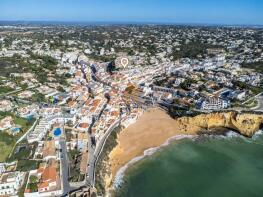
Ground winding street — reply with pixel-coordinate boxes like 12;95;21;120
84;99;121;188
86;102;108;187
254;93;263;112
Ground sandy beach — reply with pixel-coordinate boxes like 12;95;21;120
106;108;263;190
107;108;201;187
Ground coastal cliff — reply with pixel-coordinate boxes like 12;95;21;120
181;111;263;137
102;109;263;193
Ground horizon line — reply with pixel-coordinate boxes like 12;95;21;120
0;20;263;27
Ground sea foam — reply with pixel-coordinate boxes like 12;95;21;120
113;134;195;188
252;129;263;140
113;130;263;188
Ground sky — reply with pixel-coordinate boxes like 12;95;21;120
0;0;263;25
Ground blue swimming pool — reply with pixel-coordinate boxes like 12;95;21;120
53;128;62;136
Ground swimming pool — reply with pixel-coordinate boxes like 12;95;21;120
53;128;62;136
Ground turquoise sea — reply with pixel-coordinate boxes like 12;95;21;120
114;131;263;197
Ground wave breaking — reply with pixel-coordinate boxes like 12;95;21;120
113;134;195;188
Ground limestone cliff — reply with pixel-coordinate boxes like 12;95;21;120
180;112;263;137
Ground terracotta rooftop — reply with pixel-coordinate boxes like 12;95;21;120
92;99;101;108
111;111;119;117
38;160;60;192
68;100;76;107
75;70;81;77
79;123;89;129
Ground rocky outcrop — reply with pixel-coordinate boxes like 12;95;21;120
180;111;263;137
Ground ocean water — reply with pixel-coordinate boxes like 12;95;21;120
114;131;263;197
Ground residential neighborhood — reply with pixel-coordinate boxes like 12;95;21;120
0;24;262;196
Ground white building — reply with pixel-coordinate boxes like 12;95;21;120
0;116;14;131
201;98;230;110
27;114;76;143
27;119;50;143
0;164;6;175
174;78;185;87
235;91;246;101
0;100;13;112
0;171;25;196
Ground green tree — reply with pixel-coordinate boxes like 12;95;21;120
32;92;46;103
4;37;13;48
27;183;38;192
0;86;14;94
21;83;28;90
29;175;38;183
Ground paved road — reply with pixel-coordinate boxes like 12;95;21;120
242;92;263;105
16;118;39;144
254;94;263;111
87;137;96;186
0;85;38;98
93;120;120;184
85;101;117;187
86;119;120;187
60;139;70;196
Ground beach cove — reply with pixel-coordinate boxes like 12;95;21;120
104;108;263;194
